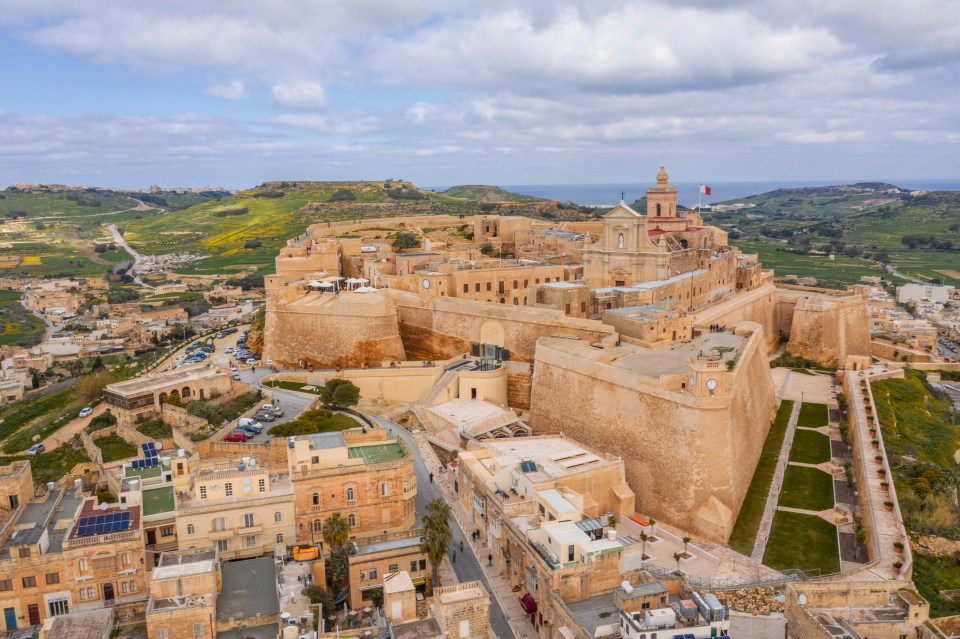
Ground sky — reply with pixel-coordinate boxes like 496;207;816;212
1;0;958;189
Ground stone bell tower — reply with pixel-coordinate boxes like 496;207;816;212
646;165;678;218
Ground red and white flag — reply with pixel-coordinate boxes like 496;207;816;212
700;184;712;196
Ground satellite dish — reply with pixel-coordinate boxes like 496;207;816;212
155;442;164;451
99;502;109;510
798;594;807;605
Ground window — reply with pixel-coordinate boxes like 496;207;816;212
312;492;320;506
217;540;228;552
312;520;322;533
535;278;540;284
410;560;418;572
245;535;257;548
158;629;169;639
312;456;319;464
194;622;205;639
128;580;138;592
369;568;377;579
346;487;355;501
122;581;130;593
475;283;480;292
160;527;174;537
45;573;60;585
49;599;69;616
213;517;226;531
276;534;284;544
419;559;427;571
187;524;195;535
225;483;233;497
460;620;470;638
244;513;255;527
0;579;11;591
524;279;528;287
79;558;88;571
259;478;266;492
348;514;357;527
22;576;36;588
486;282;491;291
381;483;390;497
122;552;131;566
389;564;398;574
18;547;30;558
463;284;469;293
568;545;575;562
274;511;282;523
94;558;115;569
199;485;207;499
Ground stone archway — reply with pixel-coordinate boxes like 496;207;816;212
480;321;506;348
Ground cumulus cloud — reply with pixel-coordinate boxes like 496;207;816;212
204;79;246;100
271;112;379;134
271;82;329;110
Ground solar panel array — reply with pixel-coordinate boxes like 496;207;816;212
76;511;131;537
519;460;537;473
131;443;159;469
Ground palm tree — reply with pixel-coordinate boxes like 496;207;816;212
639;532;649;561
321;512;350;552
421;499;452;589
673;552;683;571
649;519;657;540
682;536;691;556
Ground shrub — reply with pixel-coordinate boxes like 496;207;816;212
244;239;263;249
328;189;357;202
212;207;249;217
86;411;117;433
254;190;284;198
321;379;360;408
136;419;172;439
392;232;420;250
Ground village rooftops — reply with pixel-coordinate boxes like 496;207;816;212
351;530;423;556
105;364;226;397
153;549;217;580
177;472;291;509
0;491;83;559
469;436;618;483
537;330;744;379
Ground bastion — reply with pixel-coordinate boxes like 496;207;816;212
528;322;777;543
262;286;405;368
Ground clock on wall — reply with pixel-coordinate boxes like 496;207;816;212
706;379;718;391
421;279;431;289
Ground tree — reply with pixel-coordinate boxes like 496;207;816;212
421;499;452;588
321;379;360;408
75;370;114;403
682;536;691;556
321;512;350;552
479;242;495;256
648;518;657;540
638;532;649;561
30;368;40;390
392;232;421;251
370;587;384;608
326;547;349;597
673;552;683;571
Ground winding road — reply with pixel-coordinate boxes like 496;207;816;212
106;223;152;287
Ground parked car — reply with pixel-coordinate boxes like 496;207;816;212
225;347;235;354
238;418;262;429
224;431;249;442
245;358;260;365
239;423;263;434
79;407;93;418
261;404;284;417
231;374;241;381
254;411;276;422
27;443;45;455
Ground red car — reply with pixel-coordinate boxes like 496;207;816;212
224;431;249;442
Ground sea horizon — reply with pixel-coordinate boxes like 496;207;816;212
428;178;960;208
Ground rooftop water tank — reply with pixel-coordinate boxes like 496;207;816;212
607;529;617;541
620;581;634;594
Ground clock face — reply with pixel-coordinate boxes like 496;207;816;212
706;378;718;390
421;279;431;289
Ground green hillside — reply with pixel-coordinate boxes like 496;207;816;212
704;183;960;285
121;181;479;275
441;185;542;202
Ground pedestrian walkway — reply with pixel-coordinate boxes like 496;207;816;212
751;400;801;561
410;431;536;639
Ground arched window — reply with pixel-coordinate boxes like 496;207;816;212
656;203;662;215
346;487;355;501
348;514;357;527
312;492;320;506
182;386;191;398
512;298;518;305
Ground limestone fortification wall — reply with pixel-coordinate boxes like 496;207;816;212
263;291;406;368
385;289;616;362
528;324;777;543
787;292;870;367
693;283;782;353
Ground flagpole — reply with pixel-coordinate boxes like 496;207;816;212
698;183;702;213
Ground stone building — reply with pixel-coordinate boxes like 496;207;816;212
102;364;236;427
145;549;219;639
0;379;25;405
174;455;295;561
346;529;430;608
785;581;929;639
433;581;492;639
288;431;417;545
0;479;147;632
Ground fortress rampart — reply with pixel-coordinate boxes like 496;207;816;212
528;322;777;543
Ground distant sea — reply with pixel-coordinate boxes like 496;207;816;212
429;179;960;208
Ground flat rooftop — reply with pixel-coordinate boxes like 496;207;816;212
142;486;175;517
153;554;216;580
303;432;346;450
427;399;516;427
106;364;225;395
354;534;422;556
216;625;280;639
216;557;278;623
347;442;406;463
476;437;613;479
563;593;620;639
177;473;291;509
539;329;743;378
42;608;113;639
392;618;441;639
437;585;485;604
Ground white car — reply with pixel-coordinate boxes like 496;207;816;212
79;407;93;418
225;347;235;354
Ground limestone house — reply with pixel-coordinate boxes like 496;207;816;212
174;455;295;561
0;468;148;632
145;549;219;639
0;378;25;405
389;579;492;639
102;364;236;427
785;581;929;639
346;528;430;608
287;430;417;545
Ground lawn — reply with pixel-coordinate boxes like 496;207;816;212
779;465;835;511
873;373;959;468
763;510;840;575
263;379;323;395
912;554;960;617
797;402;828;427
94;433;138;463
789;429;832;465
727;399;794;555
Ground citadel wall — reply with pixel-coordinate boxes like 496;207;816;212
786;291;871;367
528;324;777;543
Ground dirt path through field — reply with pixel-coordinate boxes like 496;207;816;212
41;404;108;450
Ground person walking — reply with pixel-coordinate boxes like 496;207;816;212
451;550;457;564
429;472;434;484
459;540;464;552
488;554;493;566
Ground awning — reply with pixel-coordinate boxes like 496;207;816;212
410;576;426;586
520;593;538;614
